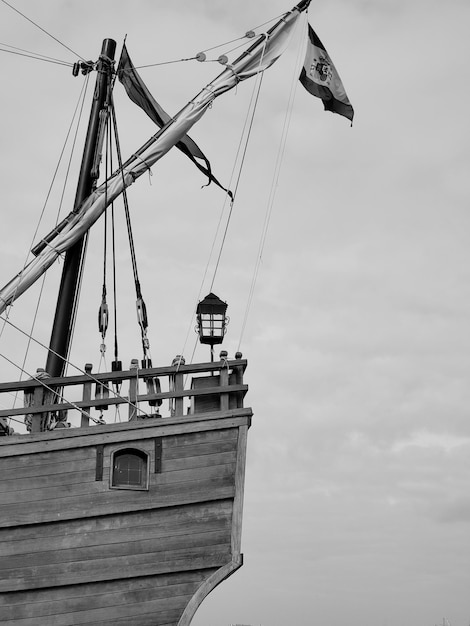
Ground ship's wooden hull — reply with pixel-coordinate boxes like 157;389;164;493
0;409;251;625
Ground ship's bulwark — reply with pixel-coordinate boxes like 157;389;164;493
0;412;251;625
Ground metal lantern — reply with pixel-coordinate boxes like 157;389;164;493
196;293;228;360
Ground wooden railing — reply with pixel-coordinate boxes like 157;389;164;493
0;352;248;435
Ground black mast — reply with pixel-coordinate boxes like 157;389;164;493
45;39;116;377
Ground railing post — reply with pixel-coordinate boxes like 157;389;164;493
128;359;139;421
81;363;93;427
219;350;229;411
234;351;244;408
170;355;185;417
27;368;53;433
174;371;184;417
31;385;43;433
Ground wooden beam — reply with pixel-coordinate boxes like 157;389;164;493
178;558;243;626
231;424;248;557
0;410;252;456
81;363;93;427
0;359;248;394
0;384;248;419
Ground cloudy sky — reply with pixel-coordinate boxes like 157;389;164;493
0;0;469;625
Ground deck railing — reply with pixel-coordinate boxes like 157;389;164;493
0;352;247;434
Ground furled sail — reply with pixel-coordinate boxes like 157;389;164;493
0;0;309;316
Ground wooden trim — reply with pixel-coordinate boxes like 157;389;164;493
231;424;249;557
0;360;248;393
0;410;252;456
81;363;93;427
109;446;150;491
128;361;139;421
0;479;236;529
155;437;163;473
0;578;206;622
0;384;248;419
95;445;104;481
31;385;43;433
0;419;245;459
177;557;243;626
0;500;232;551
219;364;229;411
0;549;233;592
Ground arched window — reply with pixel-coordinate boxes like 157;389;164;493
111;448;149;490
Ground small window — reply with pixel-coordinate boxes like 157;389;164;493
111;448;149;490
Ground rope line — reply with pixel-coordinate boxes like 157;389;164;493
190;13;281;55
65;231;89;377
237;16;307;351
7;272;49;428
110;95;152;363
111;198;119;364
178;37;269;363
177;196;230;362
178;72;263;360
133;57;198;70
110;99;141;291
0;75;90;347
0;315;149;419
0;350;99;424
0;44;72;66
208;72;264;293
127;13;282;71
55;74;91;225
0;0;85;60
209;37;269;293
1;76;90;431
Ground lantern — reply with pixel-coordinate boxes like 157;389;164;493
196;293;228;360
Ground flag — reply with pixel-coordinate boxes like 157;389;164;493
299;24;354;123
117;44;231;196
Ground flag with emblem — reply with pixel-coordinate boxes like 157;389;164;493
299;24;354;123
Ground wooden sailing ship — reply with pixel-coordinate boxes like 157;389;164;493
0;0;352;622
0;356;251;625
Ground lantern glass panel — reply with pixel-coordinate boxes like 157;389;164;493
200;313;225;339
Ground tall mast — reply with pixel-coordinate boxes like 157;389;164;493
45;38;116;377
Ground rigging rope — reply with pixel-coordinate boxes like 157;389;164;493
56;75;92;220
65;231;89;377
210;70;265;293
47;76;91;378
0;43;72;66
97;114;112;371
0;350;97;426
0;315;149;420
208;35;269;292
111;196;120;365
0;74;90;429
0;75;90;347
180;15;306;359
103;119;123;421
237;17;306;351
110;96;152;363
8;272;48;421
178;38;268;363
0;0;85;60
186;13;282;57
133;56;200;70
129;12;282;70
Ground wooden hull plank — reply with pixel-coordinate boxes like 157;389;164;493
0;500;232;558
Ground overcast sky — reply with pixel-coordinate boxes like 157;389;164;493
0;1;469;625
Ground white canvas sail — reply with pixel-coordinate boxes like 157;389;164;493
0;2;307;316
